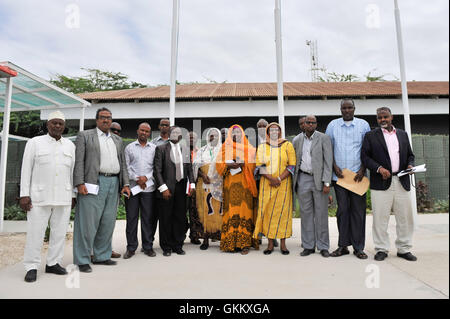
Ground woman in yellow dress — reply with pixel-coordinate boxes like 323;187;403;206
192;128;223;250
253;123;296;255
216;124;259;255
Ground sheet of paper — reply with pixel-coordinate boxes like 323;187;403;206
336;169;370;196
74;183;99;195
131;180;153;196
230;167;242;176
397;164;427;177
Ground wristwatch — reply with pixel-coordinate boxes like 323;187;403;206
324;182;330;187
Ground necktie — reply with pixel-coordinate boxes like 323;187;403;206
174;145;182;181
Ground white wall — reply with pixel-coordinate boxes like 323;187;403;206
41;98;448;120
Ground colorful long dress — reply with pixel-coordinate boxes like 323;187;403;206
253;141;296;239
216;125;259;252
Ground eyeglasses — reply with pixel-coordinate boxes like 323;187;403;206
305;121;317;125
160;123;170;127
98;116;112;120
111;128;121;132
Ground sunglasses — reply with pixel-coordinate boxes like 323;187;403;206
111;128;121;132
305;121;317;125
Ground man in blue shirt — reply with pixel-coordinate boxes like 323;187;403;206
325;99;371;259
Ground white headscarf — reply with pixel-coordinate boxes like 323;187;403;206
193;128;223;201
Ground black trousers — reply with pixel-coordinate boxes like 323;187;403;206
125;191;156;252
158;180;187;252
334;183;367;251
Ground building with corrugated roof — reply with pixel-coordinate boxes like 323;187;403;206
42;81;449;139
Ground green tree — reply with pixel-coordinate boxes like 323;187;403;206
50;68;148;94
0;111;44;138
317;68;399;82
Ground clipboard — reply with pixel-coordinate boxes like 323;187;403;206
336;169;370;196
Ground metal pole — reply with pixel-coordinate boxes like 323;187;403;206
394;0;418;225
79;105;85;132
0;77;13;232
274;0;286;138
169;0;180;126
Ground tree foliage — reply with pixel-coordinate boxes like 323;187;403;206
50;68;148;94
317;68;399;82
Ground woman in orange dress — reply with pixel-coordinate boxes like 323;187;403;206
216;124;259;254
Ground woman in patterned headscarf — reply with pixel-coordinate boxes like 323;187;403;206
215;124;259;255
192;128;223;250
253;122;296;255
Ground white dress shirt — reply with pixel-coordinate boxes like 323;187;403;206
20;134;75;206
300;131;315;174
158;141;195;193
97;128;120;174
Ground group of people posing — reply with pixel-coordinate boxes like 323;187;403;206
19;98;417;283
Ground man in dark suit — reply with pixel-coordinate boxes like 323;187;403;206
154;126;195;256
361;107;416;262
73;107;130;273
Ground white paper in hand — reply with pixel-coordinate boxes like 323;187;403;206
74;183;99;195
397;164;426;177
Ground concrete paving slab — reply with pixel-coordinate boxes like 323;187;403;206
0;214;448;299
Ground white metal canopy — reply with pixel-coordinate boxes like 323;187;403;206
0;61;91;232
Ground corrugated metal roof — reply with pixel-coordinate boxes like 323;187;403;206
78;81;449;101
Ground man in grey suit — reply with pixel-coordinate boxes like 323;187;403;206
73;107;130;273
293;115;333;258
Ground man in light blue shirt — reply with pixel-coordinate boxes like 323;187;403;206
325;99;370;259
123;123;157;259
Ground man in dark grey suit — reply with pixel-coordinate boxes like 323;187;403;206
73;107;130;273
154;126;195;256
293;115;333;258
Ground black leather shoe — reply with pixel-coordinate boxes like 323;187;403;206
144;249;156;257
375;251;388;261
200;241;209;250
24;269;37;282
263;248;273;255
78;264;92;273
163;251;171;257
45;263;68;275
123;250;135;259
330;247;350;257
174;249;186;255
320;250;330;258
397;252;417;261
92;259;117;265
190;238;201;245
281;249;290;255
300;248;315;256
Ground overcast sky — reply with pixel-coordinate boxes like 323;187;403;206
0;0;448;86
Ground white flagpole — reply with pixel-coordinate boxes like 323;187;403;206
0;77;13;232
394;0;418;225
169;0;180;126
274;0;286;138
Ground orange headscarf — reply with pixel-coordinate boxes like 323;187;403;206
216;124;258;197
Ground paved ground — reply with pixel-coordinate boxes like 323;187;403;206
0;214;448;299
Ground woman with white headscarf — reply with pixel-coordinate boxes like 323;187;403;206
193;128;224;250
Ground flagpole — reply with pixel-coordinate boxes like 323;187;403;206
169;0;180;126
274;0;286;138
394;0;418;224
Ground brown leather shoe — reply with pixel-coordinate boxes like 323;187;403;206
111;251;121;258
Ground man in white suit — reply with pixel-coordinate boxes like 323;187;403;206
20;110;76;283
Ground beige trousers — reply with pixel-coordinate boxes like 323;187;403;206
371;176;414;254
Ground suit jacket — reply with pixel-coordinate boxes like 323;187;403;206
153;141;194;199
292;131;333;193
361;127;414;191
73;128;129;190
